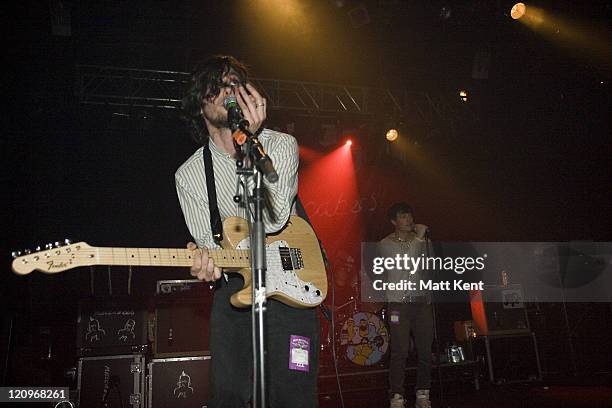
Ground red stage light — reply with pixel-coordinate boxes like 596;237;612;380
345;139;353;147
298;143;363;303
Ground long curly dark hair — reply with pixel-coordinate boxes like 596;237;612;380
182;55;249;144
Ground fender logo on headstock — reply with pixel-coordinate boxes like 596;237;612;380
46;260;71;270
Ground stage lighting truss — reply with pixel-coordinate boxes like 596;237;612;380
75;65;478;144
75;65;475;124
75;65;407;116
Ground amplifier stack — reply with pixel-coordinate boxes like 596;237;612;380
468;284;542;383
76;280;213;408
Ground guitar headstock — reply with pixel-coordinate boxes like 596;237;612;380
11;241;95;275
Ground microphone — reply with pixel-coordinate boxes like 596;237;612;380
223;96;278;183
223;95;249;134
251;141;279;183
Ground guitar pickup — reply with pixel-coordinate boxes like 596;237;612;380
279;247;294;270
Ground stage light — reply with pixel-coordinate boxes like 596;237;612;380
386;129;399;142
439;4;452;20
510;2;526;20
345;139;353;147
459;90;468;103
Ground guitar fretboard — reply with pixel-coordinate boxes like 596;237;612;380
96;247;251;268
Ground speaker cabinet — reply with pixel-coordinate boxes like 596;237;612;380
78;354;145;407
153;298;211;358
77;298;149;356
147;356;211;408
469;285;530;336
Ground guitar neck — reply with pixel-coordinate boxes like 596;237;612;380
96;247;251;269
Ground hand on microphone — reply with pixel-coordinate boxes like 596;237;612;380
414;224;429;239
235;83;266;135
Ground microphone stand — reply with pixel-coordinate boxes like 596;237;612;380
426;231;446;408
233;122;278;408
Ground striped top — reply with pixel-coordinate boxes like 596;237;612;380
175;128;299;249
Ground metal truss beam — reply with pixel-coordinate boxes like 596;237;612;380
76;65;475;125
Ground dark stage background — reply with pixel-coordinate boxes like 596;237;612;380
2;0;612;398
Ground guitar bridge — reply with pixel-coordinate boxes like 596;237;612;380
289;248;304;270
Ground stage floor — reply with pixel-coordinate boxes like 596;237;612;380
319;377;612;408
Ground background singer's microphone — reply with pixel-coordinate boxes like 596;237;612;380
223;95;249;132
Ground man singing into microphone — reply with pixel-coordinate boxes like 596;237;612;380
176;55;319;407
380;203;433;408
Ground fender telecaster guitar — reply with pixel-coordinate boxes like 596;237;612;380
11;216;327;309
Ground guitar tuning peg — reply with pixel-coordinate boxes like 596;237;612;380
45;243;53;250
11;251;22;259
24;249;32;255
35;246;42;252
64;238;72;245
54;241;61;248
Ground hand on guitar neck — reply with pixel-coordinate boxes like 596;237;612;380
187;242;222;282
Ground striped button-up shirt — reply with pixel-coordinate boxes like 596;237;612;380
175;128;298;249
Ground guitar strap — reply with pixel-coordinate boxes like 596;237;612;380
202;139;223;245
294;195;329;267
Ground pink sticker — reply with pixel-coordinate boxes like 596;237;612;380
289;335;310;372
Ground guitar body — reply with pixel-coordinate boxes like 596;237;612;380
222;216;328;309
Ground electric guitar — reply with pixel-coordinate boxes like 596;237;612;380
11;216;327;308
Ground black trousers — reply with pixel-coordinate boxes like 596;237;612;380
209;275;320;408
388;302;434;394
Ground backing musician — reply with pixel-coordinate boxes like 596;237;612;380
380;202;433;408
